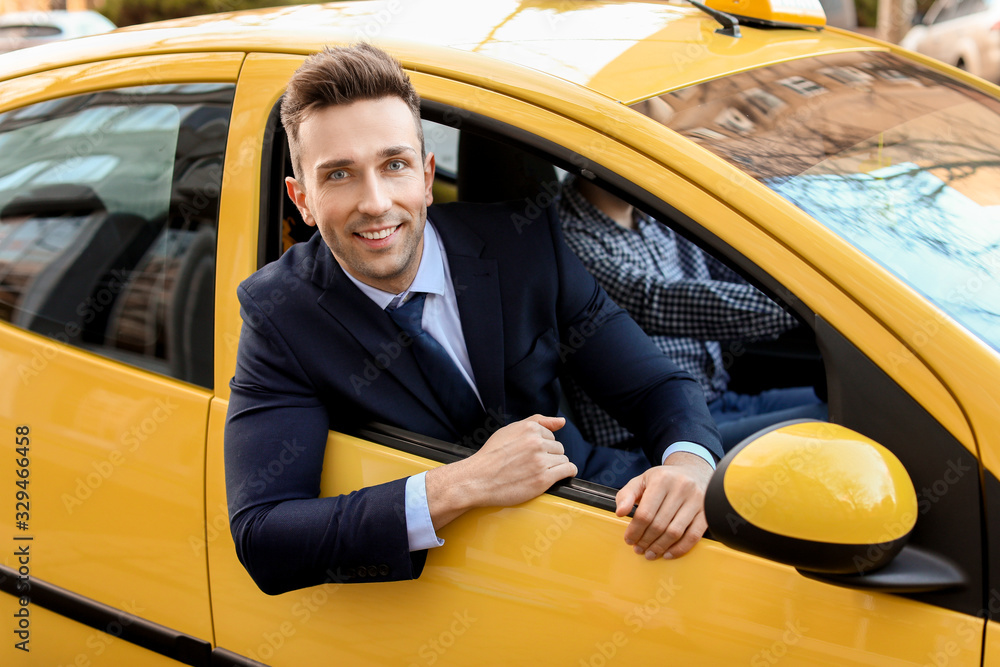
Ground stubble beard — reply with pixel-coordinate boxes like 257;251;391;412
328;211;425;290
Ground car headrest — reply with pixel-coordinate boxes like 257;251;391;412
457;132;558;204
1;184;104;219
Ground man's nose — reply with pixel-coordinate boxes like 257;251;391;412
357;173;392;217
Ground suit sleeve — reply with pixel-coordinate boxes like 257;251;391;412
549;210;724;465
225;284;426;595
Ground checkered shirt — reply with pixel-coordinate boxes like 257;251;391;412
558;178;799;448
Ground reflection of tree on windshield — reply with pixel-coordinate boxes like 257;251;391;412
649;51;1000;350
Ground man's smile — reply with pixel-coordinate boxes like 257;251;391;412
355;224;399;241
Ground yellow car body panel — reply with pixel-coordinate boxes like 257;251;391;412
989;620;1000;664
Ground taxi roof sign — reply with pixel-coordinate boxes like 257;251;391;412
704;0;827;28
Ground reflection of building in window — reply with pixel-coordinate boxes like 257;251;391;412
742;87;786;116
645;50;1000;352
685;127;726;142
778;76;827;97
871;68;921;85
714;107;755;134
818;66;873;85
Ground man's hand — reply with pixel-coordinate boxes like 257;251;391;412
615;451;713;560
425;415;578;530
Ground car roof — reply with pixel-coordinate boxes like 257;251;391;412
0;0;888;104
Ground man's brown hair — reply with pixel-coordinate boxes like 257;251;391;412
281;43;424;181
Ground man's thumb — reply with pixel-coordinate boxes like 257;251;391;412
526;414;566;432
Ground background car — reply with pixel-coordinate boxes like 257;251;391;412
901;0;1000;81
0;1;997;665
0;9;115;54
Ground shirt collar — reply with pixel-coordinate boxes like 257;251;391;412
342;217;446;310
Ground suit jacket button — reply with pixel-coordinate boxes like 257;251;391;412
379;565;390;576
367;566;379;577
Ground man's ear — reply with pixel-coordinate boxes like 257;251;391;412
423;152;436;206
285;176;314;227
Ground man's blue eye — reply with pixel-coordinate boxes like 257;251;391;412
330;170;347;180
388;160;405;171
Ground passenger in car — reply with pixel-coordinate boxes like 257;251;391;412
558;175;827;452
225;43;724;595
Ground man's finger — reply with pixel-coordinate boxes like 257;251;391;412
525;414;566;433
627;484;678;550
659;511;708;559
544;438;566;455
615;476;643;517
548;459;578;479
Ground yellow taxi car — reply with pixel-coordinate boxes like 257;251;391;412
0;0;998;664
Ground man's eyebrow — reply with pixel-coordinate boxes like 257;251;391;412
314;146;417;172
315;158;353;171
379;145;417;159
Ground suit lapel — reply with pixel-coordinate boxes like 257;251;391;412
311;239;455;433
432;208;507;421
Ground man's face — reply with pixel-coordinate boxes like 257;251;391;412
286;96;435;294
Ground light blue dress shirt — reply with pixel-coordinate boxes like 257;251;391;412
344;219;715;553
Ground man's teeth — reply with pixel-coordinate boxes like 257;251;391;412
358;226;397;240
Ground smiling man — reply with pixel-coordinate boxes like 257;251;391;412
224;43;724;595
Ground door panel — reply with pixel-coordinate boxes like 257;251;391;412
987;620;1000;665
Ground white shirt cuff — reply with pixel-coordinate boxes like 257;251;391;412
661;441;717;470
404;471;445;552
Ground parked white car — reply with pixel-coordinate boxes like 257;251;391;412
901;0;1000;82
0;9;115;54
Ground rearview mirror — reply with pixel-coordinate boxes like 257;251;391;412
705;421;966;592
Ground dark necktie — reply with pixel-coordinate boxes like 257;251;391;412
386;293;485;435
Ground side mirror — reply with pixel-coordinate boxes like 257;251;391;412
705;421;966;592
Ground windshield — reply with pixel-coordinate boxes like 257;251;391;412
643;51;1000;351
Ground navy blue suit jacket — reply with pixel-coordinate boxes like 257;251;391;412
225;201;722;594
